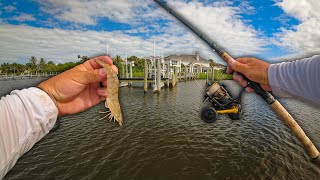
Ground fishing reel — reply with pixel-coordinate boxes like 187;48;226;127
201;82;243;123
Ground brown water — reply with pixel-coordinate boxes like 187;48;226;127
1;79;320;179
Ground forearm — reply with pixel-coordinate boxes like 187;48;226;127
0;88;58;179
268;55;320;104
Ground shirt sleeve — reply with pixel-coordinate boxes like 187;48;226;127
0;87;58;180
268;55;320;104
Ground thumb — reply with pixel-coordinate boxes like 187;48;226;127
229;60;247;73
75;68;107;85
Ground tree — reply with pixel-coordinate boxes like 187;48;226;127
77;55;89;64
27;56;38;73
39;58;47;72
209;59;216;67
128;56;144;72
113;55;124;77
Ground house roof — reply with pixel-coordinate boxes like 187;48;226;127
165;54;210;67
164;54;226;68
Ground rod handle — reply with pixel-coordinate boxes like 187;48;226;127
270;100;320;159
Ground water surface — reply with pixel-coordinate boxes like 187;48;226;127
1;79;320;179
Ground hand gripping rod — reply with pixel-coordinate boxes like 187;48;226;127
154;0;320;162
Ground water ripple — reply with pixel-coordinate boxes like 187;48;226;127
1;79;320;179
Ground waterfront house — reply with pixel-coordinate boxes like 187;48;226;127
164;52;225;74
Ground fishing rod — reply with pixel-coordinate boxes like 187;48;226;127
154;0;320;163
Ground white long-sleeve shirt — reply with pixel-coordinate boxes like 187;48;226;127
268;55;320;104
0;88;58;180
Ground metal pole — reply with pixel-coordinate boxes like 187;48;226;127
157;57;161;93
211;66;214;82
126;52;128;78
144;59;148;93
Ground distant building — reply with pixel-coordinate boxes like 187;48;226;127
164;51;225;73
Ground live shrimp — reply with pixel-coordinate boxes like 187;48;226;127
95;59;123;125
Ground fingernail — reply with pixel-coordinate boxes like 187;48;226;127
99;68;106;75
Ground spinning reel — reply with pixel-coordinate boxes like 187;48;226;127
201;82;243;123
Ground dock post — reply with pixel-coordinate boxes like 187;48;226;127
144;59;148;93
129;61;133;87
157;57;161;93
184;67;187;82
211;66;214;83
173;67;177;86
206;69;208;84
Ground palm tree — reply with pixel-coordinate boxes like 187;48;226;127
39;58;46;72
27;56;38;73
209;59;216;67
113;55;124;77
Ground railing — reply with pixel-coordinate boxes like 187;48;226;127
0;72;57;81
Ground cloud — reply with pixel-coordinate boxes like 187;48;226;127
164;0;266;56
276;0;320;21
273;0;320;57
36;0;157;25
11;13;36;22
3;5;16;13
0;0;267;64
0;24;151;63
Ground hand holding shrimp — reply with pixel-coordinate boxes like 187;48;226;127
38;56;118;117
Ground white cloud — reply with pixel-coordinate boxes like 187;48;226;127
273;0;320;57
0;0;267;65
12;13;36;22
165;0;266;56
3;5;16;13
277;0;320;21
37;0;157;25
0;24;149;63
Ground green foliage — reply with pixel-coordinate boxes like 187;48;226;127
113;55;124;77
77;55;89;64
199;73;207;79
199;69;233;80
208;59;216;67
0;56;80;75
128;55;145;73
132;72;144;77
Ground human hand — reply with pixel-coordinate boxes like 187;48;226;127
226;57;272;92
38;56;118;116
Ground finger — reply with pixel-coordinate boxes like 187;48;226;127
75;68;107;85
84;56;114;70
230;61;247;73
226;65;233;74
261;84;272;91
233;71;248;87
235;57;250;64
102;79;108;87
245;87;254;92
97;87;108;97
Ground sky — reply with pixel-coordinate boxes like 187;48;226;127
0;0;320;64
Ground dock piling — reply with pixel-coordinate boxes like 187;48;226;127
144;59;148;93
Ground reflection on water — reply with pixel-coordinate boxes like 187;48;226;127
1;79;320;179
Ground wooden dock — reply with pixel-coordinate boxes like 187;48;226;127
0;73;56;81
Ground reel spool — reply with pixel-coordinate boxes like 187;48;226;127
201;82;243;123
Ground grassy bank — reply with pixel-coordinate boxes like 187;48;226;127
199;70;233;80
